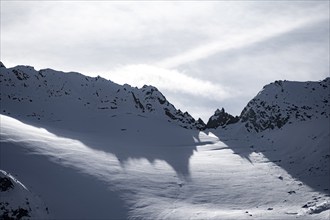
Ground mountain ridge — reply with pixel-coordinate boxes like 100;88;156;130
2;62;328;133
0;62;205;130
206;78;330;132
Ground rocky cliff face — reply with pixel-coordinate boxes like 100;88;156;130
205;108;239;129
0;63;205;130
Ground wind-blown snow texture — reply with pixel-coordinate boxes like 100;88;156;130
0;62;329;219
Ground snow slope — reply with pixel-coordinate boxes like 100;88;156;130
1;114;329;219
1;63;329;219
211;78;330;192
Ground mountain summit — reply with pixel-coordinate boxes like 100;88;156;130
205;108;239;129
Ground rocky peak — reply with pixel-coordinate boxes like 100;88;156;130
141;85;167;105
197;118;206;129
205;108;239;129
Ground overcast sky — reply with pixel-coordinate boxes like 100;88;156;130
1;1;329;121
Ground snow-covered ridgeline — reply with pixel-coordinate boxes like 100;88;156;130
0;63;205;130
205;78;329;132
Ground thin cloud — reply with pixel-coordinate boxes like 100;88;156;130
156;15;328;69
109;64;238;102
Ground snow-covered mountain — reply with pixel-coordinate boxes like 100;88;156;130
209;77;330;215
1;63;329;219
206;78;330;132
0;62;205;130
239;78;330;132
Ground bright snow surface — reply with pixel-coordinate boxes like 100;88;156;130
1;114;329;219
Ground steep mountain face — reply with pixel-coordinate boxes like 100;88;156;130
240;78;330;132
205;108;239;129
0;62;205;130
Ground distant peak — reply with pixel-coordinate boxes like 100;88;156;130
215;108;225;115
197;118;206;126
15;65;36;70
205;108;239;129
142;85;159;91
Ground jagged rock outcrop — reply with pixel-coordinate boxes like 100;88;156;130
205;108;239;129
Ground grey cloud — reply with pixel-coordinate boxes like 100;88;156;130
178;19;329;89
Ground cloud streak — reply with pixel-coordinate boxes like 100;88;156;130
109;64;238;102
156;15;328;69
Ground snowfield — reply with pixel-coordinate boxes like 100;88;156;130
1;114;329;219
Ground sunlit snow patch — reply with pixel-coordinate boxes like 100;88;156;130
1;114;329;219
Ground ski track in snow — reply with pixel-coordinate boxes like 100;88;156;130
0;114;329;219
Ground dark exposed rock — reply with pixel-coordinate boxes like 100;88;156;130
0;204;31;220
165;108;177;120
0;177;14;192
12;207;30;219
0;170;49;219
239;78;330;132
0;61;5;68
13;69;30;81
197;118;206;127
131;92;145;111
205;108;239;129
139;85;204;129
